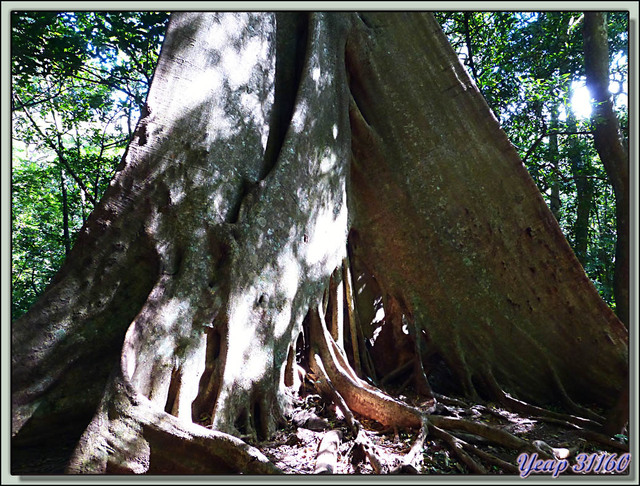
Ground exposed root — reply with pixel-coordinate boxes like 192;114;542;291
67;371;281;474
483;369;603;430
428;415;540;454
433;393;469;408
325;268;344;347
429;425;488;474
343;251;379;383
354;428;385;473
314;430;342;474
529;416;629;452
401;418;428;469
308;306;423;429
311;354;358;436
310;308;435;474
449;432;521;474
550;369;606;423
342;256;363;377
311;309;546;465
311;353;385;472
305;300;558;475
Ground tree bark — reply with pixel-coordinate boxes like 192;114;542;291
583;12;629;326
13;11;352;473
344;12;626;406
11;11;628;475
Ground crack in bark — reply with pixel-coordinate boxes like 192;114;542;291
228;14;310;225
261;13;310;181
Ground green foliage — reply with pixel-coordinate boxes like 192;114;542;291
11;11;169;319
12;12;87;79
12;152;67;315
435;12;627;308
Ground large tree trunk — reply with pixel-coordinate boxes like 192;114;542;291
11;11;628;475
345;12;626;407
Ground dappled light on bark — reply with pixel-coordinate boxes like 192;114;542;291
11;11;628;476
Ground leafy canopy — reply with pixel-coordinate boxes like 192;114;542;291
11;11;169;318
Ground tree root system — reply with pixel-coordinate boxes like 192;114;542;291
251;302;629;476
257;387;628;476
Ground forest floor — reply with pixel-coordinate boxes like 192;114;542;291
11;387;629;477
255;387;630;477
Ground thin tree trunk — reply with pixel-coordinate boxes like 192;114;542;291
59;167;71;256
548;104;561;221
462;13;481;88
566;112;594;265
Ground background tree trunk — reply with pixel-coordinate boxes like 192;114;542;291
566;112;594;266
548;104;562;221
11;11;628;474
59;167;71;255
583;12;629;326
